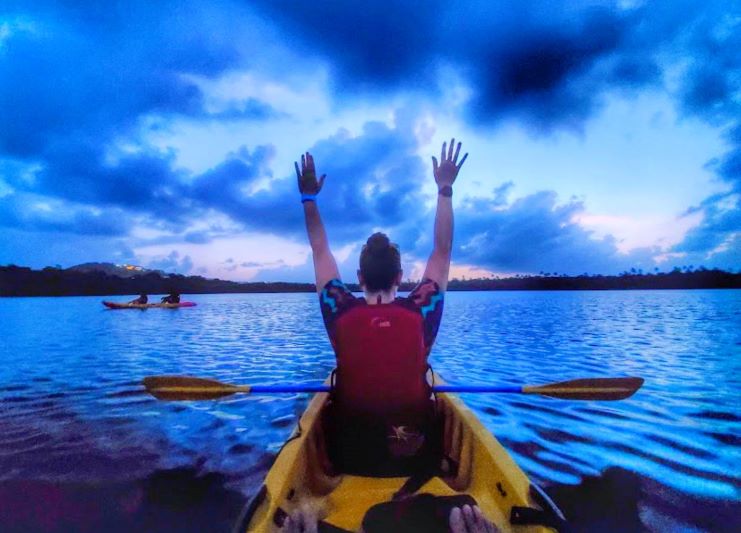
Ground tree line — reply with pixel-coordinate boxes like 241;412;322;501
1;264;738;297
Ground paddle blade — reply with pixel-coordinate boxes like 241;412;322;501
524;377;644;401
142;376;246;401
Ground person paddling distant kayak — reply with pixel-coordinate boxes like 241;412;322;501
296;139;467;475
161;293;180;304
129;293;148;305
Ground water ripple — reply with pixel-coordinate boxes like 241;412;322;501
0;290;739;531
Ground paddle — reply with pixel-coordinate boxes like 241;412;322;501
142;376;643;401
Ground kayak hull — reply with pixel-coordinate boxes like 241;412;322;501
102;301;197;309
238;379;561;532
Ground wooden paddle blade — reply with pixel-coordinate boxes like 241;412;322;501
524;377;644;400
142;376;246;401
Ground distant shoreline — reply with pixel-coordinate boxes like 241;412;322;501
1;264;739;297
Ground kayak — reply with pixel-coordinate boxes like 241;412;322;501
235;377;565;532
102;301;197;309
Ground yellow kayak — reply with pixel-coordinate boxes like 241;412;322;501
235;379;565;532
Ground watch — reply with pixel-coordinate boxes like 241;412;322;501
438;185;453;197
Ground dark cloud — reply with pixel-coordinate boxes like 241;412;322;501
668;5;741;266
31;144;188;219
247;1;440;90
706;127;741;192
0;0;274;219
248;2;668;131
673;190;741;267
184;116;429;244
0;1;242;158
465;7;643;130
0;194;130;236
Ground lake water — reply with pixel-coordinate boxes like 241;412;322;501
1;290;739;532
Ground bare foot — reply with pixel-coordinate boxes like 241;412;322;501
281;506;318;533
449;505;500;533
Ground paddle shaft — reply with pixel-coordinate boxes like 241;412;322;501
143;375;643;401
252;385;526;393
147;384;602;394
244;385;628;394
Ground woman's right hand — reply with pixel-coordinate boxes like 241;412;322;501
295;152;326;195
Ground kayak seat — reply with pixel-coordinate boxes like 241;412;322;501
322;398;445;478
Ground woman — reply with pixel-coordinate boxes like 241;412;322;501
296;139;467;475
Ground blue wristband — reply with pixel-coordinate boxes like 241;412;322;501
301;194;317;203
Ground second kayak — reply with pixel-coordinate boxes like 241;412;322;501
235;376;565;532
102;301;197;309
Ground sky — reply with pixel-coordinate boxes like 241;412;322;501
0;0;739;282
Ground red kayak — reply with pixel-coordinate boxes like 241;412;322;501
102;301;197;309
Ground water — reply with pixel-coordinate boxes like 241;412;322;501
1;290;739;532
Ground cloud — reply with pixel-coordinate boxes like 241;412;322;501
0;227;137;268
198;98;284;122
0;193;131;236
184;231;212;244
184;115;430;244
0;3;240;158
146;250;194;275
0;0;277;215
249;2;670;131
250;259;316;283
1;1;738;276
668;8;741;267
672;191;741;269
452;188;660;274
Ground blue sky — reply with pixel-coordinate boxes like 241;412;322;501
0;1;738;281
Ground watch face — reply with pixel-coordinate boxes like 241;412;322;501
439;186;453;197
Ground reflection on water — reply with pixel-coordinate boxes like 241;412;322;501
1;290;739;532
0;467;245;533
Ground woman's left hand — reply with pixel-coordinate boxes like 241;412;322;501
295;152;326;195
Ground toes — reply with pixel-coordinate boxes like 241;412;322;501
462;504;476;526
449;507;465;533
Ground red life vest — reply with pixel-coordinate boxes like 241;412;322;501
332;302;431;424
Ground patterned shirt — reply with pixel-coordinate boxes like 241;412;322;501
319;278;444;352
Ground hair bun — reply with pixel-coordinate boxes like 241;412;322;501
366;232;390;252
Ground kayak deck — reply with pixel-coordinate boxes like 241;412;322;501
239;382;560;532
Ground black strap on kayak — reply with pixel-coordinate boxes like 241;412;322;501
392;471;436;501
510;506;570;531
510;483;570;532
391;366;450;501
428;364;437;403
231;484;267;533
391;453;458;501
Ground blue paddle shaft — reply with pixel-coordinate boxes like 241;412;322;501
248;385;523;393
433;385;523;393
250;385;331;393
